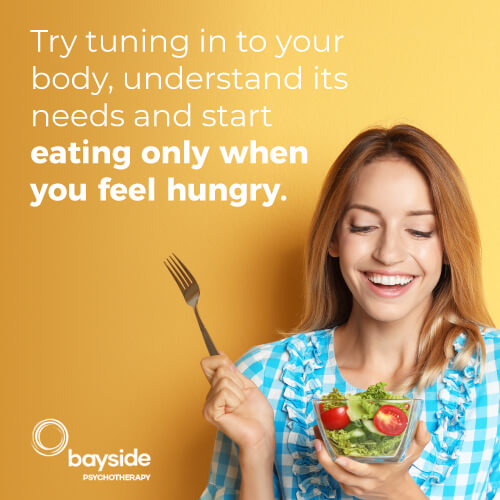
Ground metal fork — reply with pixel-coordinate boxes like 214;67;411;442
164;254;219;355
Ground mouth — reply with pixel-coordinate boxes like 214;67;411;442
364;272;415;287
362;272;417;297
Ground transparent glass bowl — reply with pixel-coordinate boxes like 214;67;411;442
313;398;423;463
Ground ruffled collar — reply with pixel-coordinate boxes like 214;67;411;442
281;329;339;499
409;332;481;488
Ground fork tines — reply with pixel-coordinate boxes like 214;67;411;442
164;254;193;291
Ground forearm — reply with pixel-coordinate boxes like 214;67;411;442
239;447;275;500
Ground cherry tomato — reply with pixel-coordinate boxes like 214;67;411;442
373;405;408;436
403;403;410;411
320;405;350;430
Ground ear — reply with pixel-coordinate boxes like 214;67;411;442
328;239;339;258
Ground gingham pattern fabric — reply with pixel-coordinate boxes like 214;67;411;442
201;327;500;499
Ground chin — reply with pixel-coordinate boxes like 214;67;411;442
360;303;414;324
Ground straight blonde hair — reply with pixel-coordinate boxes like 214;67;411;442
293;124;493;391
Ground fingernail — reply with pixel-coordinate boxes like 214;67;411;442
230;364;238;372
314;440;322;453
335;457;348;466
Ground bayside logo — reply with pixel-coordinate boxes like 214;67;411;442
32;418;69;456
69;448;151;471
32;418;152;481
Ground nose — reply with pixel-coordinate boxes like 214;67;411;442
372;226;406;266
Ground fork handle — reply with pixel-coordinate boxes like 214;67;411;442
194;305;219;356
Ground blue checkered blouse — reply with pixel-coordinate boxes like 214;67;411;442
201;327;500;499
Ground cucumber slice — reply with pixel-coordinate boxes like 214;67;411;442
349;428;365;438
346;396;365;421
362;419;386;436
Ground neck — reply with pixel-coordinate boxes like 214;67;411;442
334;303;428;392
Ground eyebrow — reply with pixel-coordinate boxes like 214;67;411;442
347;204;435;217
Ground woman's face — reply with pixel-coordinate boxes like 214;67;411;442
330;156;444;324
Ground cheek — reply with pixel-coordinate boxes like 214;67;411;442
338;233;372;260
338;234;374;283
414;241;443;277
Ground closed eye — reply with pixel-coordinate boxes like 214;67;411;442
408;230;433;238
349;225;377;234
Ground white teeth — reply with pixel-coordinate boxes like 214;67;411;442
366;273;414;286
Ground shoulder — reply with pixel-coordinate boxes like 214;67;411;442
481;327;500;378
454;326;500;362
453;327;500;380
481;326;500;346
453;327;500;387
235;329;332;386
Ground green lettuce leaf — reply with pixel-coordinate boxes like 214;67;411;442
326;426;403;457
321;387;346;409
359;382;399;400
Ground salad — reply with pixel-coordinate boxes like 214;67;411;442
318;382;411;457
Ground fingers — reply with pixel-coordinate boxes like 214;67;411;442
200;353;255;389
201;353;259;426
415;420;431;447
203;377;246;423
200;352;234;383
314;439;368;486
313;425;321;440
210;363;244;392
404;421;431;464
210;375;246;405
333;456;373;477
313;422;431;497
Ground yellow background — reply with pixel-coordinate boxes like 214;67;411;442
2;1;500;499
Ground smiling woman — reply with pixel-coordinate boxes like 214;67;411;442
328;157;444;344
300;125;492;391
200;124;500;500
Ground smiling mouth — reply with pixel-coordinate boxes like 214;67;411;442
364;272;415;288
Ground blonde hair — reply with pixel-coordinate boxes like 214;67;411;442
293;124;493;391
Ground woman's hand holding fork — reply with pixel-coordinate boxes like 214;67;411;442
201;353;276;500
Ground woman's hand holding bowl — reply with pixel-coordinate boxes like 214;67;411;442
314;421;431;499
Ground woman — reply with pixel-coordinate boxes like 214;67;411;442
200;124;500;499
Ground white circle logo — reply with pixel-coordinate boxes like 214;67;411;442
32;419;69;456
